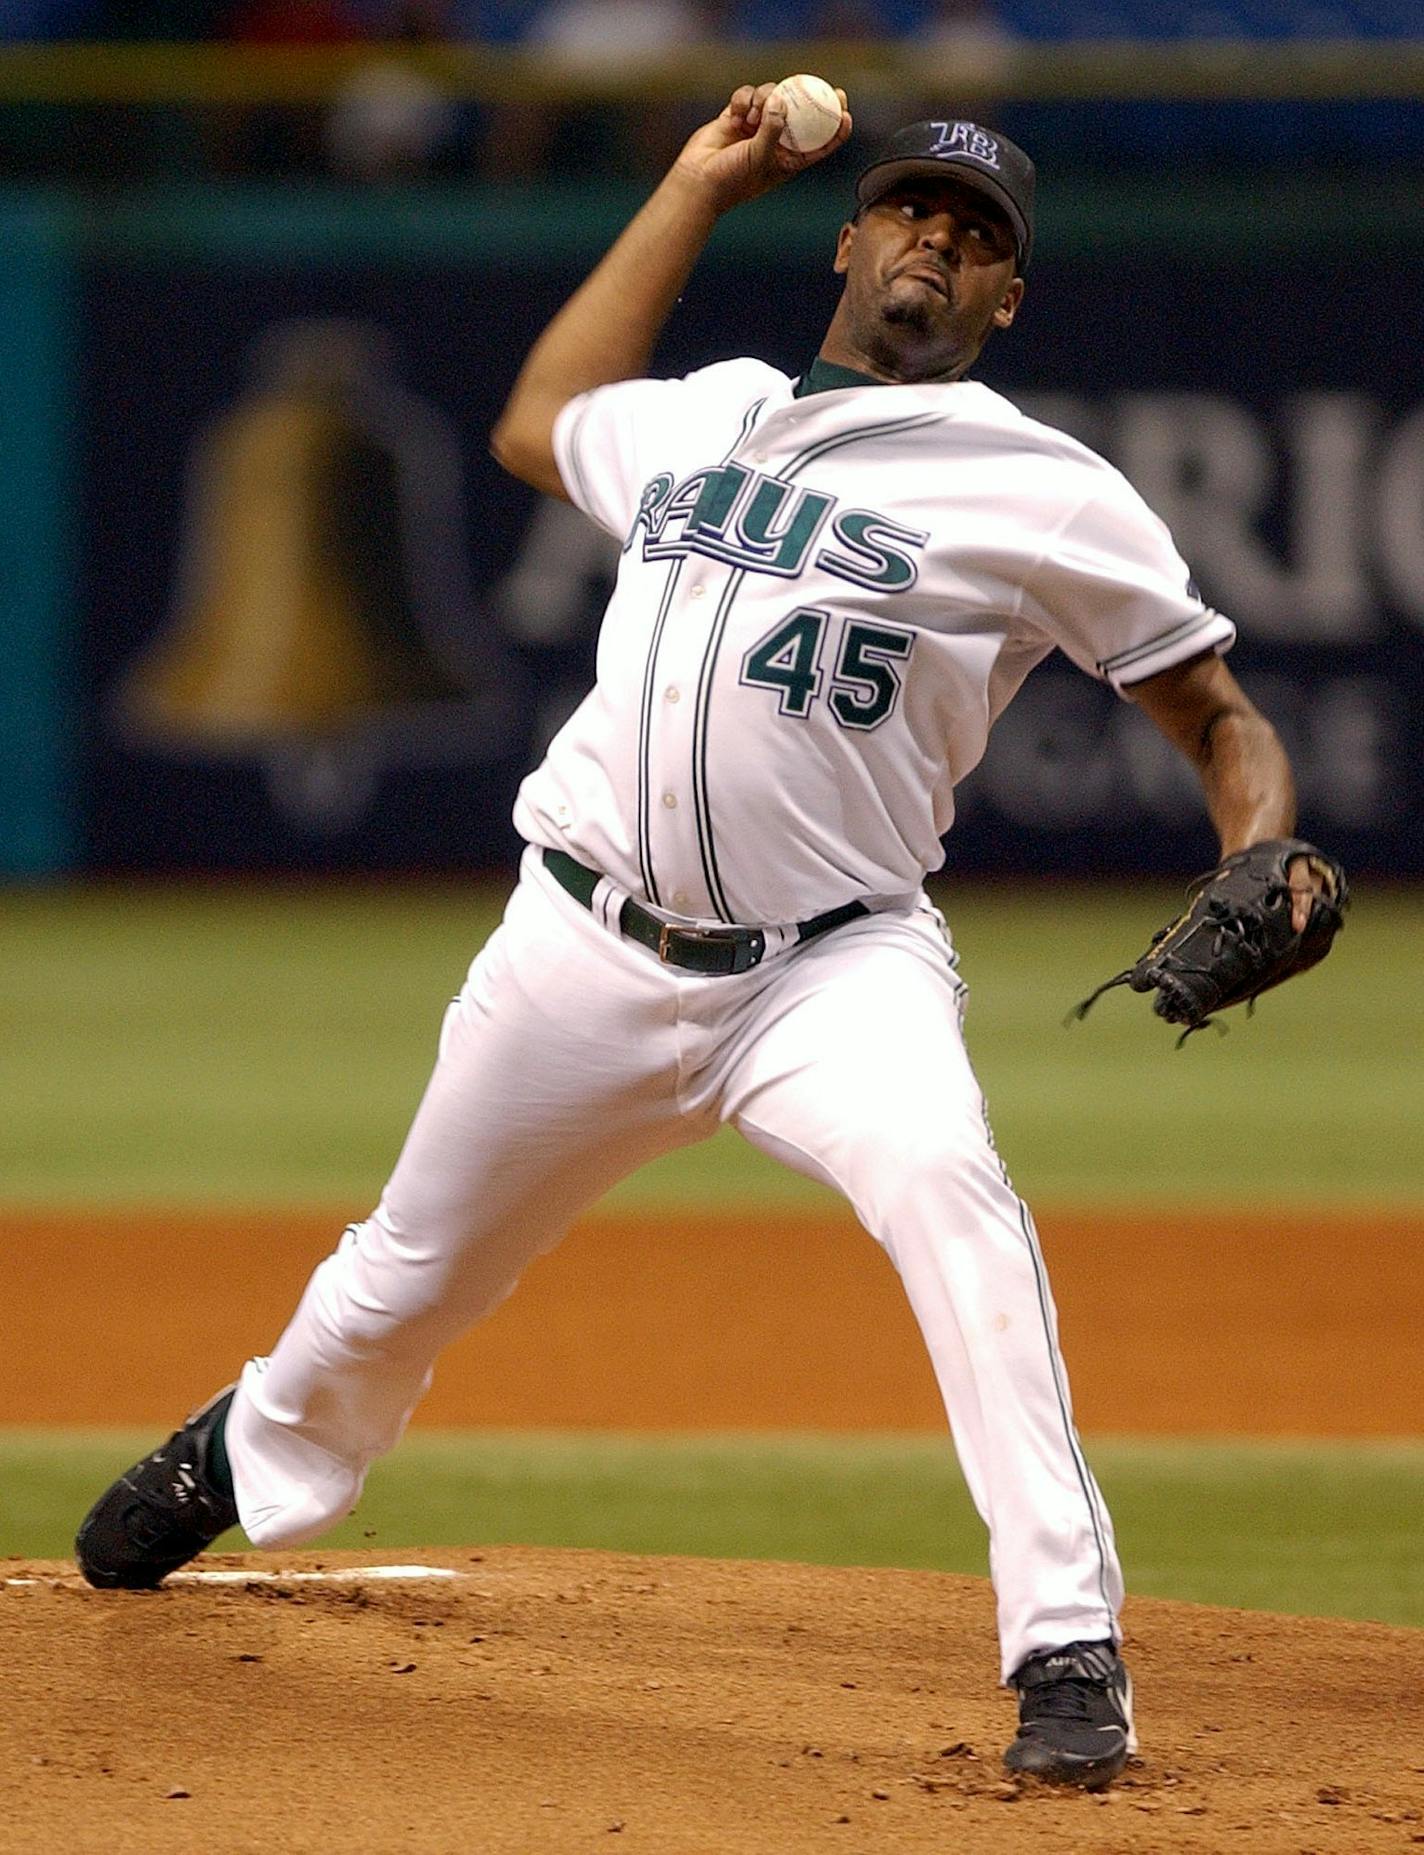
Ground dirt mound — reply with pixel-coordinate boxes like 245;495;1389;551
4;1548;1421;1853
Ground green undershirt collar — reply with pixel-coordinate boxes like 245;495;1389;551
793;357;886;398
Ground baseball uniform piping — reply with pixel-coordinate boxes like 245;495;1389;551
636;559;683;907
563;395;597;514
691;570;745;921
1097;609;1226;678
640;399;765;914
784;411;945;479
977;1091;1116;1626
1013;1195;1117;1626
686;412;947;923
730;398;767;456
1016;1202;1119;1624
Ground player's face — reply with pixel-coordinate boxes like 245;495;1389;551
829;178;1024;382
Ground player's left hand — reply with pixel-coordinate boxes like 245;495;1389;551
1287;854;1328;933
672;84;852;216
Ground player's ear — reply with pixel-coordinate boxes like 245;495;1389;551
833;220;856;276
993;276;1025;330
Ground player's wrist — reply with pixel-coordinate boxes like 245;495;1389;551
661;160;735;225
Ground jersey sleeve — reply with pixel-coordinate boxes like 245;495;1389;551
1018;474;1235;693
551;376;691;541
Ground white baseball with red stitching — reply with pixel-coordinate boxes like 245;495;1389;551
773;74;842;153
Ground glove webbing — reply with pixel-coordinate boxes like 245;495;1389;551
1068;893;1276;1047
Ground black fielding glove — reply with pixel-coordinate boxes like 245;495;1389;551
1071;838;1349;1044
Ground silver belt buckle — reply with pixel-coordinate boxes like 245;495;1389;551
656;918;763;973
658;920;720;961
657;919;737;962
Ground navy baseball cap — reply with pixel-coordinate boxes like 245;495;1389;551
855;120;1036;270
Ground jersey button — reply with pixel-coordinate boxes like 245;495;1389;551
672;890;690;908
664;686;680;703
661;792;677;809
688;585;706;600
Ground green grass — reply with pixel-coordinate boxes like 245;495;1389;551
7;1429;1420;1629
1;881;1420;1210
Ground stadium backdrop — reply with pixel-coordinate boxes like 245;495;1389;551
2;172;1421;879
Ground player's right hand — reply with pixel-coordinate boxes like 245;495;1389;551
672;84;851;215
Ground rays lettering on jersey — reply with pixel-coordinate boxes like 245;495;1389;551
627;466;927;590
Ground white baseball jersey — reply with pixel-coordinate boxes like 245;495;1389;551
221;358;1154;1685
514;358;1234;925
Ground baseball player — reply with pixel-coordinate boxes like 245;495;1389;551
77;86;1336;1790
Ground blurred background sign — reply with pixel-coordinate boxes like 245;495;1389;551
1;2;1422;876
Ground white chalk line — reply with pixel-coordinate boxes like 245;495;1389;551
4;1564;465;1589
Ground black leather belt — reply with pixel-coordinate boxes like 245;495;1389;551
542;849;868;977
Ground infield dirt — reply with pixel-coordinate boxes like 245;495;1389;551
4;1204;1422;1431
6;1546;1424;1855
7;1206;1422;1851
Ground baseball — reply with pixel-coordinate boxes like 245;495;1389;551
772;74;843;154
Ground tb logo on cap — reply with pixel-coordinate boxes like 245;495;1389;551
927;121;1001;169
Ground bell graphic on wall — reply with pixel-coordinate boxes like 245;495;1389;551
116;320;471;749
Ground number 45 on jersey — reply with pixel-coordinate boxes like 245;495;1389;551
740;610;915;731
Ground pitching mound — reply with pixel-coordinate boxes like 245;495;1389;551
5;1548;1421;1854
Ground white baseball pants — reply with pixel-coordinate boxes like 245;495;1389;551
225;847;1122;1680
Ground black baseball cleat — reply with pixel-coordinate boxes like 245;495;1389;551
75;1386;240;1589
1003;1638;1135;1790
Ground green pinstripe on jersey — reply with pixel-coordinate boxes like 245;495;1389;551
691;410;945;921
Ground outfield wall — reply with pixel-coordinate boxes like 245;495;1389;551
3;174;1422;879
